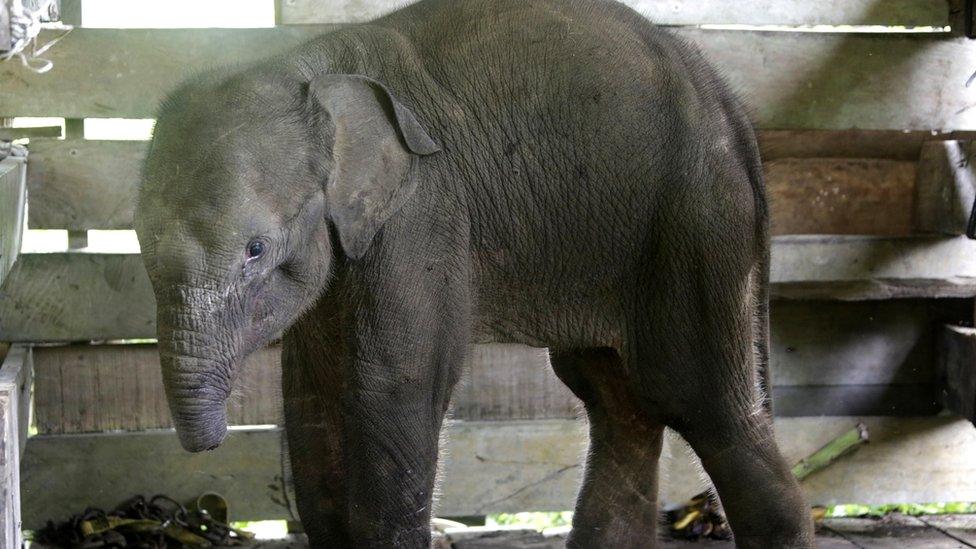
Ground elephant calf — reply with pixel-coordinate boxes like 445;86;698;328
135;0;814;546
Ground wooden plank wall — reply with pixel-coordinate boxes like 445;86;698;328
23;416;976;529
3;28;975;128
275;0;954;27
24;141;920;233
6;0;976;523
25;299;968;436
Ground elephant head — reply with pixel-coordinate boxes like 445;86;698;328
135;69;439;451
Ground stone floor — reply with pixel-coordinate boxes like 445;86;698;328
248;514;976;548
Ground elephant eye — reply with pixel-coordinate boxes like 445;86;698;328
246;240;265;260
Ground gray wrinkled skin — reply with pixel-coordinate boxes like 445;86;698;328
134;0;815;547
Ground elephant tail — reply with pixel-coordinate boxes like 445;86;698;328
742;129;773;420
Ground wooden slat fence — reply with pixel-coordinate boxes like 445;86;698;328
4;0;976;530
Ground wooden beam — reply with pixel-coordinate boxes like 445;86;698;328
25;139;145;230
26;129;976;227
766;158;915;236
937;324;976;423
0;126;61;140
758;130;976;161
21;416;976;529
2;244;973;342
28;299;957;433
2;28;975;131
0;158;26;289
275;0;952;28
0;345;32;549
915;140;976;235
0;253;155;342
24;139;920;233
770;235;976;300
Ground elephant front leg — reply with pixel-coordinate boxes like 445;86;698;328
283;325;464;547
343;370;451;547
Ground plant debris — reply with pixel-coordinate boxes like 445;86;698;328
33;494;256;548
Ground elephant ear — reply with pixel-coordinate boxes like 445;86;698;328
309;74;440;260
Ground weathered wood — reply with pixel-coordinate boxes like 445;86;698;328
662;416;976;507
5;247;974;344
29;300;961;433
21;417;976;529
0;252;155;342
773;385;938;416
3;29;976;131
758;130;976;161
0;2;10;52
275;0;952;27
915;140;976;235
26;139;146;230
0;157;26;289
0;345;32;549
917;514;976;545
32;344;282;434
23;140;919;234
823;515;970;548
0;125;61;140
766;158;915;236
1;239;971;336
23;130;976;230
770;235;976;300
936;324;976;423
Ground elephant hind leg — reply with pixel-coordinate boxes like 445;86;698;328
551;348;665;549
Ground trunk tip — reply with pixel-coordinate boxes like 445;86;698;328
176;421;228;453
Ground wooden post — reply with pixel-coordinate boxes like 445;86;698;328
0;156;26;289
62;118;89;249
0;345;33;548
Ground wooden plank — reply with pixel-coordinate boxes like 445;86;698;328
23;130;976;230
24;140;919;233
2;28;975;131
823;515;966;548
0;126;61;140
26;140;145;230
766;158;915;236
770;235;976;300
3;241;974;341
758;130;976;161
21;428;294;530
275;0;952;28
770;299;946;387
0;345;31;549
661;416;976;507
936;324;976;423
0;158;26;289
21;417;976;529
773;385;938;416
29;300;960;433
0;252;155;342
915;140;976;235
917;514;976;544
31;344;282;433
